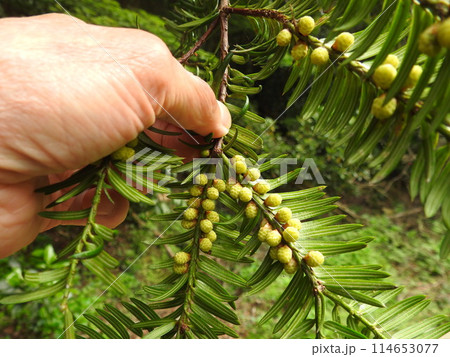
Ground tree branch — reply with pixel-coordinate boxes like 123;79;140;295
212;0;231;156
178;17;220;64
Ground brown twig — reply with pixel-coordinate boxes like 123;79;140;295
212;0;231;156
218;0;230;103
178;17;220;64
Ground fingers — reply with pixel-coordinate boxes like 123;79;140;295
146;121;204;162
41;189;130;231
153;64;232;138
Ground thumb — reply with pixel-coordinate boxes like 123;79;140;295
152;60;231;138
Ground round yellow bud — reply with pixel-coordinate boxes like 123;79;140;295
205;230;217;243
189;185;203;197
258;227;270;242
284;258;299;274
304;250;325;267
239;187;253;202
277;245;293;264
310;47;329;66
283;226;299;243
200;219;213;233
173;263;189;275
173;252;191;265
111;147;135;161
286;218;302;230
266;230;282;247
403;65;423;89
275;207;293;223
183;208;198;221
372;64;397;90
245;202;259;219
437;19;450;48
371;95;397;120
276;29;292;47
253;181;270;195
181;219;197;229
206;187;219;200
246;168;261;181
332;32;354;52
291;42;309;61
202;199;216;211
264;193;283;207
297;16;315;36
213;179;226;192
194;174;208;186
234;161;248;174
232;155;245;163
383;54;400;69
269;247;279;260
229;183;243;199
126;138;139;148
200;149;210;158
418;24;441;56
206;211;220;223
187;197;201;209
199;238;213;252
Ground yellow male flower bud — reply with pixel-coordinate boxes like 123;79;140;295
297;16;315;36
276;29;292;47
187;197;201;209
269;247;279;260
206;211;220;223
253;181;270;195
173;263;189;274
181;219;197;229
283;226;299;243
234;161;248;174
372;64;397;90
383;54;400;69
310;47;329;66
205;230;217;242
284;258;299;274
245;202;258;219
200;219;213;233
199;238;213;252
194;174;208;186
264;194;282;207
183;208;198;221
202;199;216;211
332;32;354;52
275;207;292;223
206;187;219;200
173;252;191;265
111;147;135;161
277;245;293;264
189;185;203;197
246;168;261;181
239;187;253;202
371;95;397;120
291;42;308;61
304;250;325;267
213;179;226;192
266;230;282;247
286;218;302;230
229;183;243;199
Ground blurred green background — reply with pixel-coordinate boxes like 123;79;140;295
0;0;447;338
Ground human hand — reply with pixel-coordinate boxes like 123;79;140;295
0;14;231;258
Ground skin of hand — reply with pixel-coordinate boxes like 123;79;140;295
0;14;231;258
